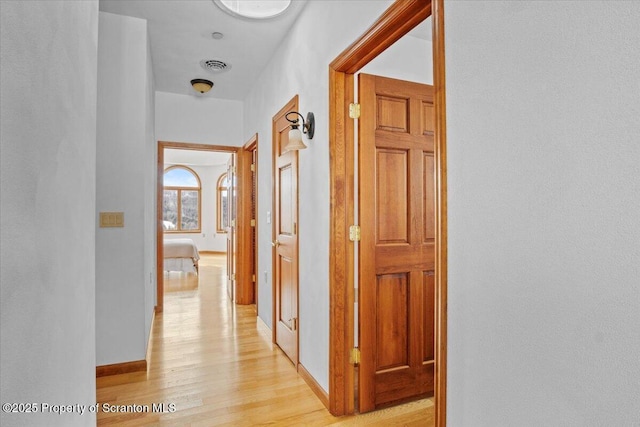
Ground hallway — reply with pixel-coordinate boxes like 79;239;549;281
96;254;434;426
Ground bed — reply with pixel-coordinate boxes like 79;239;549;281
163;238;200;274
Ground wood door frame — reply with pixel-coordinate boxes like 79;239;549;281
156;141;238;313
271;95;300;362
328;0;447;424
237;134;258;305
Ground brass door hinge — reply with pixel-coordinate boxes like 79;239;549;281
250;219;256;227
349;103;361;119
252;274;256;283
349;225;361;242
350;347;361;365
250;163;255;172
230;274;236;281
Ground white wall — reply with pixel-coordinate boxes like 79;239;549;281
96;11;156;366
446;1;640;425
0;1;98;426
163;163;229;252
143;23;157;348
360;32;432;85
243;0;394;394
155;91;243;146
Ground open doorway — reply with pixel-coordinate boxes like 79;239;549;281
328;0;447;424
156;141;257;312
353;13;435;413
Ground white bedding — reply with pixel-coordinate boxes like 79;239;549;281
163;238;199;273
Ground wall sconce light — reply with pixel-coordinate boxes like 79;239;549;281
284;111;315;152
190;78;213;93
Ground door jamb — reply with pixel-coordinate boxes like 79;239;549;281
240;134;258;308
328;0;447;424
156;141;238;313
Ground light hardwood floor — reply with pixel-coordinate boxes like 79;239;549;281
97;254;434;426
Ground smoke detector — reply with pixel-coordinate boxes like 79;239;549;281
200;59;231;73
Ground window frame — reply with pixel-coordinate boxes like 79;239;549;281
216;172;229;233
163;165;202;233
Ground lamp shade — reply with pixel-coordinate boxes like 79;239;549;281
190;79;213;93
284;127;308;152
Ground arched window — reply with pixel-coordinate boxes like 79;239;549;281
163;166;201;232
216;173;229;233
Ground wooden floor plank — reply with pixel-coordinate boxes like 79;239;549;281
97;254;434;425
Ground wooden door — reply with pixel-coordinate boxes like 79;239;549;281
358;74;436;411
272;96;299;366
226;153;237;302
235;138;258;306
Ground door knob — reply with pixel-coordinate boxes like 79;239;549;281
272;240;280;247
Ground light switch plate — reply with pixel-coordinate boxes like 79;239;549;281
100;212;124;227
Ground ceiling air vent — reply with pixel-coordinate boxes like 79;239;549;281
200;59;231;73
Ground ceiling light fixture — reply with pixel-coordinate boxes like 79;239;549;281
211;31;224;40
213;0;292;20
190;79;213;94
284;111;314;152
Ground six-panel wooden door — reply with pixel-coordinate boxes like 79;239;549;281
358;74;436;411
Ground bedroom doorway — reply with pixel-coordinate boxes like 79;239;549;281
157;141;255;313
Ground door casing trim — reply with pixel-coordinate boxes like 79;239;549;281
328;0;447;424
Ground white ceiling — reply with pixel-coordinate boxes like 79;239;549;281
99;1;430;102
99;0;308;101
